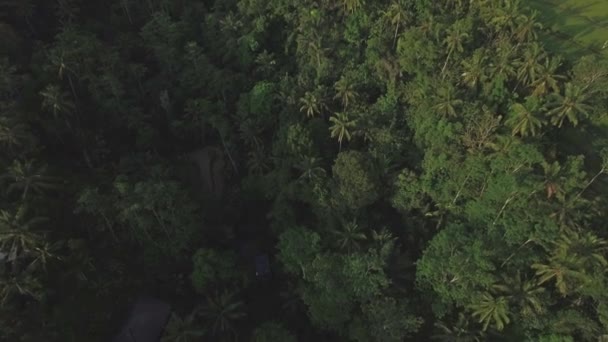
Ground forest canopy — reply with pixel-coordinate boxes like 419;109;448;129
1;0;608;341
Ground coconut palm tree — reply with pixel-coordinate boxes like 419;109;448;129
513;12;542;43
1;160;60;199
441;24;469;76
0;206;47;262
489;0;522;33
329;112;356;150
382;0;411;46
341;0;362;14
299;91;322;118
0;273;44;306
492;272;545;318
461;49;488;89
488;41;517;83
505;96;545;137
530;57;565;97
554;230;607;270
331;220;367;252
432;313;485;341
199;290;246;338
162;311;206;342
434;85;463;117
531;255;589;296
547;82;592;127
247;144;270;175
295;156;326;181
469;293;511;331
334;77;358;109
40;84;74;120
514;43;545;87
0;117;31;150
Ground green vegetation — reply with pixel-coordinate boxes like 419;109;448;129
530;0;608;59
1;0;608;341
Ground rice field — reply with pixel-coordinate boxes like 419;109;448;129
528;0;608;59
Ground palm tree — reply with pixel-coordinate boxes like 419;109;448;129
505;96;545;137
432;313;485;341
547;82;592;127
513;12;542;43
441;25;469;76
331;220;367;252
489;0;522;33
295;156;326;181
530;57;565;97
382;0;411;46
1;160;60;199
334;77;358;109
0;206;47;262
514;43;545;87
469;293;511;331
0;117;31;150
341;0;362;14
162;311;206;342
554;230;607;270
532;253;590;296
199;291;246;338
247;144;270;175
492;272;545;317
0;273;43;305
434;85;463;117
461;49;488;89
488;41;517;83
40;84;74;121
329;112;356;150
299;91;322;118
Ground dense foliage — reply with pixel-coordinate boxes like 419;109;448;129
1;0;608;341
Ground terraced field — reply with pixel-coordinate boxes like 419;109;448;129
529;0;608;59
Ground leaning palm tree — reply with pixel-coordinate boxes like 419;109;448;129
1;160;61;199
469;293;511;331
199;290;246;339
382;0;411;46
441;25;469;76
547;82;592;127
329;112;356;150
505;96;545;137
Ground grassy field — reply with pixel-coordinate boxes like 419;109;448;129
529;0;608;60
528;0;608;186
